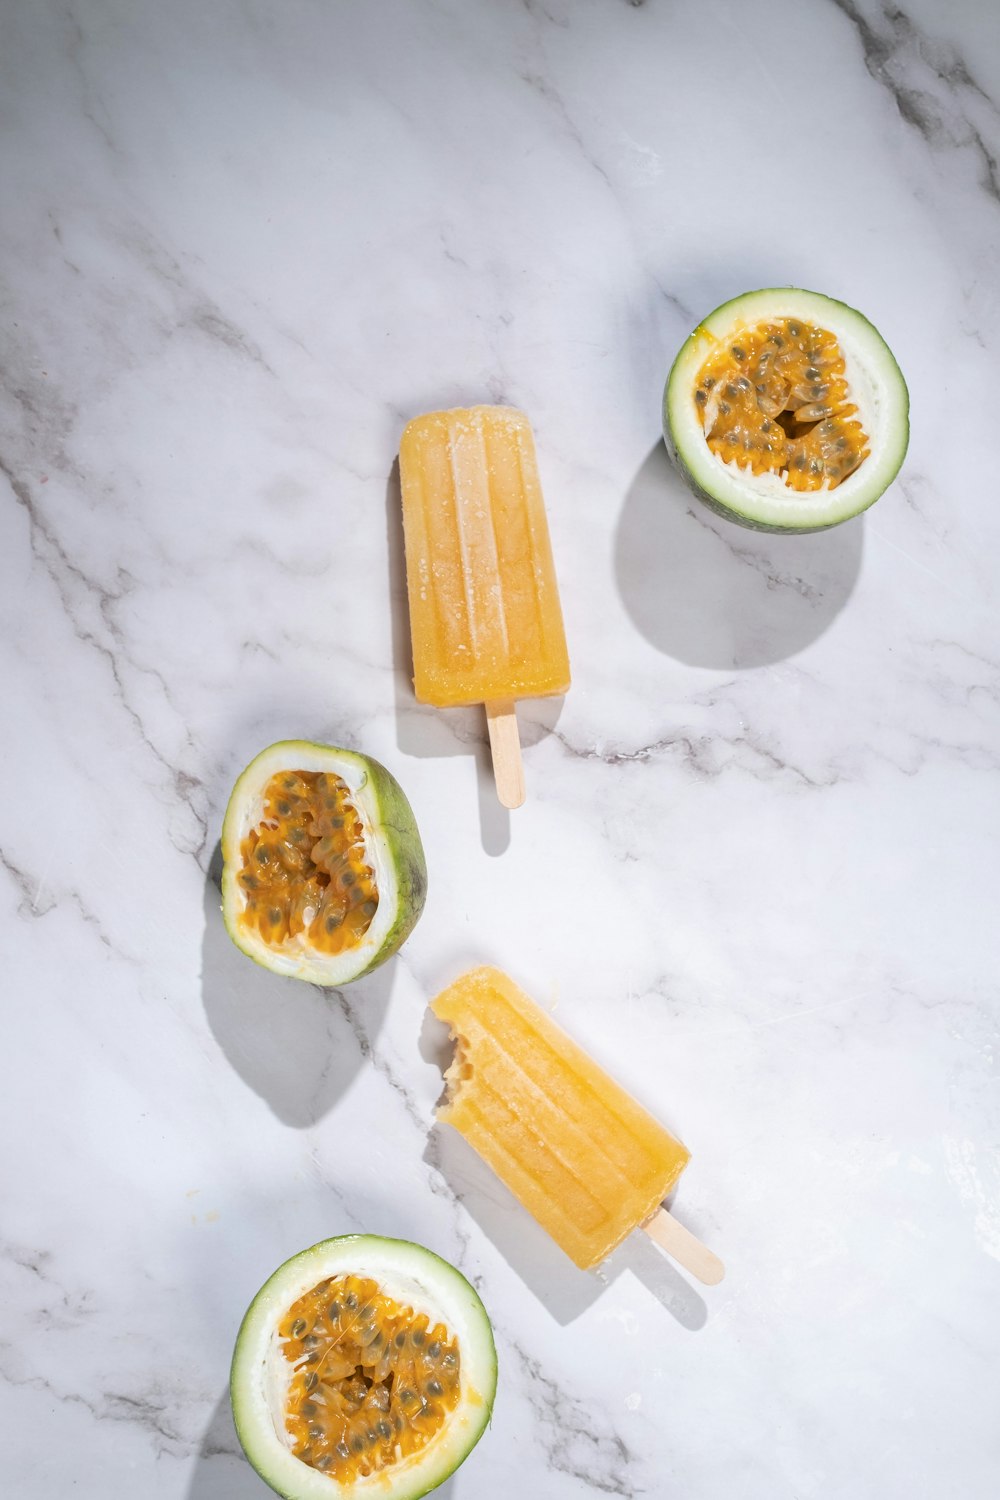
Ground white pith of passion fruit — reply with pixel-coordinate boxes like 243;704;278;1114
664;287;909;532
220;740;427;987
230;1236;497;1500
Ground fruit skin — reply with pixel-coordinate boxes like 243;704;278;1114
663;287;909;534
220;740;427;986
230;1235;497;1500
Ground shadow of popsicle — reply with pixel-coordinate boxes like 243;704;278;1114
605;1220;709;1333
419;1007;709;1332
421;1125;606;1326
385;458;565;857
422;1123;710;1333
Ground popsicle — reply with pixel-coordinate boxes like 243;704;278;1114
430;967;723;1284
398;406;570;809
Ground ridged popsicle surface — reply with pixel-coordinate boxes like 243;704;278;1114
431;967;690;1270
399;407;570;707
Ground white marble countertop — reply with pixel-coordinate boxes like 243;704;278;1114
3;1;999;1496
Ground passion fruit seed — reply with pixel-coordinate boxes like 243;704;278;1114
695;317;869;493
279;1273;462;1485
237;771;379;956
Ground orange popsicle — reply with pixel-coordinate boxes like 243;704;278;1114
431;968;722;1282
399;407;570;807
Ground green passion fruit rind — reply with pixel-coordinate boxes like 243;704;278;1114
664;287;909;533
230;1236;497;1500
220;740;427;986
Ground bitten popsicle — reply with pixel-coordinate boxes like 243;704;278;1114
430;967;723;1284
398;407;570;808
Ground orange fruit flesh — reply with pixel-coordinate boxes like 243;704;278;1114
237;771;378;955
695;318;870;492
280;1273;461;1482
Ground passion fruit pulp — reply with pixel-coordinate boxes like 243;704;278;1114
221;741;427;986
664;287;909;532
231;1236;497;1500
279;1272;462;1480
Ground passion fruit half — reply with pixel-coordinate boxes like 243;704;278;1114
231;1236;497;1500
664;287;909;532
220;741;427;986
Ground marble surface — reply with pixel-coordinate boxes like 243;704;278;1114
2;1;999;1495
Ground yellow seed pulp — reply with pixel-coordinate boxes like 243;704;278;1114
238;771;378;954
695;318;870;491
279;1273;461;1482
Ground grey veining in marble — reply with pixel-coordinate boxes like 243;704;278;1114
2;1;999;1497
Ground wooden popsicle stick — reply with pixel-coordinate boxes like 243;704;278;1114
485;700;525;809
643;1208;725;1286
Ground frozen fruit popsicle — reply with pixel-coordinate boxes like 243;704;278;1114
430;967;723;1284
399;406;570;809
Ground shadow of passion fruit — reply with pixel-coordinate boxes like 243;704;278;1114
221;741;427;985
664;287;909;533
231;1236;497;1500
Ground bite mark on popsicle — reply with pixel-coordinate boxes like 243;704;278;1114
430;967;723;1284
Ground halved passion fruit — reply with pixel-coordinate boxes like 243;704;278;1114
231;1236;497;1500
220;741;427;985
664;288;909;532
